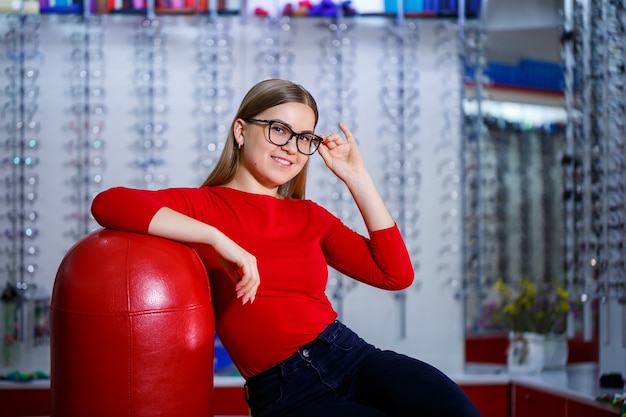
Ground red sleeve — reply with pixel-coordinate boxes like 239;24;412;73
323;222;414;291
91;186;201;233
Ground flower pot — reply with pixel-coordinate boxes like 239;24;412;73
542;332;568;370
507;332;544;374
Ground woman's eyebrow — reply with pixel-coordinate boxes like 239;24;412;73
275;119;315;134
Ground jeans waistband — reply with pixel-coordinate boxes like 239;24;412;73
245;320;345;388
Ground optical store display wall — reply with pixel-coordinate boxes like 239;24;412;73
0;13;467;376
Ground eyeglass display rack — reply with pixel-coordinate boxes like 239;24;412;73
130;0;169;190
313;6;360;322
192;3;234;184
253;6;295;81
434;16;464;306
460;20;488;328
0;0;484;371
0;11;49;369
377;5;421;339
563;0;626;353
461;13;567;334
461;0;626;361
64;3;106;242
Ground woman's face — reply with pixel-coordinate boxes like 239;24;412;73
232;102;316;195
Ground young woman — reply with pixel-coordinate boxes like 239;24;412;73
91;79;481;417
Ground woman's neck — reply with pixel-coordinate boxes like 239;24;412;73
222;179;281;198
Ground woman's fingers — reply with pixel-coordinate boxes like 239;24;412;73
321;133;341;148
320;122;355;150
235;261;260;305
337;121;355;143
236;280;258;305
215;233;260;305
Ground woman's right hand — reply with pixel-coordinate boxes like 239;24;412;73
211;231;260;305
148;207;260;304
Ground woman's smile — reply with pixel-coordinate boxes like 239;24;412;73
271;155;295;167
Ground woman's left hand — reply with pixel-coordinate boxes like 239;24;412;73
318;121;395;231
317;121;366;183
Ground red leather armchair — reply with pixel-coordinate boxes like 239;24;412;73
50;229;215;417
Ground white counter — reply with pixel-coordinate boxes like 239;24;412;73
1;362;608;402
461;362;607;400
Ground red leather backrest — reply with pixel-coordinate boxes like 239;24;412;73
50;229;215;417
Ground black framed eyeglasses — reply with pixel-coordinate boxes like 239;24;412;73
243;118;323;156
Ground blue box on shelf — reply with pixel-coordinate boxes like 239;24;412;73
481;59;564;92
423;0;438;12
40;0;93;13
384;0;425;13
437;0;457;15
383;0;481;17
485;62;515;86
214;333;237;376
517;59;564;91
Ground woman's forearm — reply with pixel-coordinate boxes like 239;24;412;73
150;207;260;304
344;172;395;232
148;206;220;246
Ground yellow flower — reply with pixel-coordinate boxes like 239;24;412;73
557;300;570;314
490;277;570;334
494;279;511;299
503;303;517;315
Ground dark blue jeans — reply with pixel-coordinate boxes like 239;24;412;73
244;321;481;417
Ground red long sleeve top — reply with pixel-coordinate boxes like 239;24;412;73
91;186;414;378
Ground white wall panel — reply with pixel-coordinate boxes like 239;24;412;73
0;14;464;375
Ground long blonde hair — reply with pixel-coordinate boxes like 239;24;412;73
200;79;319;199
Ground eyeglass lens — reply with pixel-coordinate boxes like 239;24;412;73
267;121;321;155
